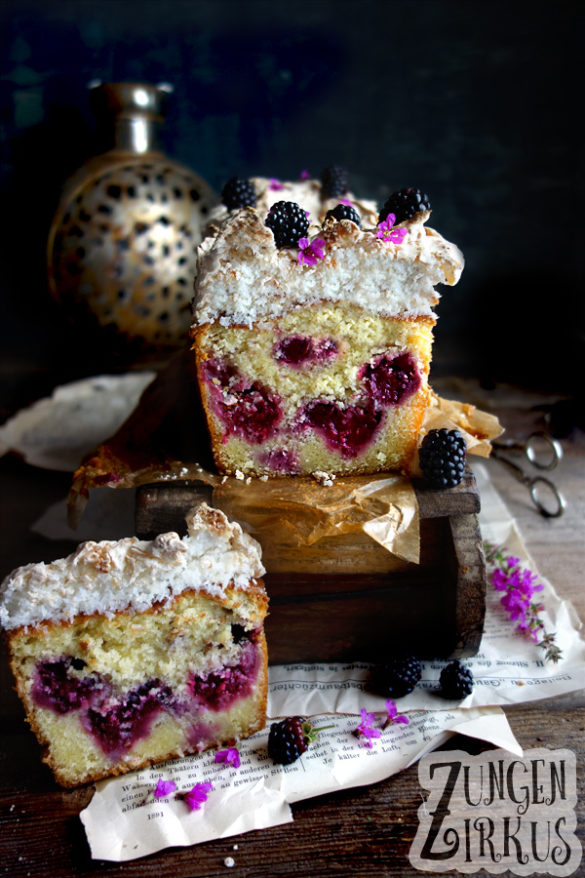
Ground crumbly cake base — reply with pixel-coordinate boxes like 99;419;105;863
7;585;268;787
193;302;434;476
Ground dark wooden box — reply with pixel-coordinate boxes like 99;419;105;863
135;471;486;662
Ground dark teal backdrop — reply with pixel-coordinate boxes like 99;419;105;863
1;0;583;394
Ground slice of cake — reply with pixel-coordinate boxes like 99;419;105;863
0;504;268;788
191;188;464;477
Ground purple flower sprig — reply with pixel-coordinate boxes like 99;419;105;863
484;541;562;663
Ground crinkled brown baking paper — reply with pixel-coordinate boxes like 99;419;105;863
67;349;503;568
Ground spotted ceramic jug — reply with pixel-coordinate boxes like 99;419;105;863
47;81;218;354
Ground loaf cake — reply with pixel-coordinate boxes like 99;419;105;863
191;187;463;477
0;504;268;788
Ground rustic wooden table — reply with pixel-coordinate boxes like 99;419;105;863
1;375;584;878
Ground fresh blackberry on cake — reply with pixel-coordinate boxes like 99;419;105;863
265;201;310;248
379;187;431;224
419;429;467;488
439;660;474;699
325;203;361;227
321;165;349;199
268;716;318;765
374;656;422;698
221;177;257;211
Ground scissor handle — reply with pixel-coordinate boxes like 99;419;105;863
525;431;563;471
529;476;566;518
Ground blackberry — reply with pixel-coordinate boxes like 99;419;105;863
321;166;349;199
439;660;474;699
325;203;361;227
268;716;323;765
419;429;467;489
221;176;257;210
265;201;309;248
379;187;431;224
374;656;422;698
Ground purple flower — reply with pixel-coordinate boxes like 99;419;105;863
299;169;311;180
376;214;408;245
214;747;241;768
484;540;562;663
298;237;326;266
269;178;284;191
354;708;381;748
153;778;177;798
339;197;353;206
383;699;409;729
491;558;545;627
183;781;213;812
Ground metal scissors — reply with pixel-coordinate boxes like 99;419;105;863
492;430;566;518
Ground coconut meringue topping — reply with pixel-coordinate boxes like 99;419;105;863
193;208;464;328
0;504;265;630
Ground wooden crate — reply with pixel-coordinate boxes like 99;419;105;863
135;471;486;661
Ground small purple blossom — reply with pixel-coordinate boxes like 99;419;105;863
269;178;284;191
339;197;353;206
298;236;326;266
376;214;408;245
183;781;214;812
214;747;241;768
354;708;381;748
153;778;177;798
484;541;561;663
383;699;409;729
299;169;311;180
491;555;544;627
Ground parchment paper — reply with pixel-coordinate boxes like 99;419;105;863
81;706;520;862
0;372;155;470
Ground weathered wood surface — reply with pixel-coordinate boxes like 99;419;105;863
0;694;583;878
1;378;584;877
134;468;481;538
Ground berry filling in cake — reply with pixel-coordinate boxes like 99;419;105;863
273;335;338;368
33;657;104;714
199;329;425;470
189;637;261;711
301;400;384;458
258;448;300;472
83;681;177;757
202;359;283;444
359;351;421;406
30;630;264;758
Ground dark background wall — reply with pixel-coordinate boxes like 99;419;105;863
1;0;583;397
